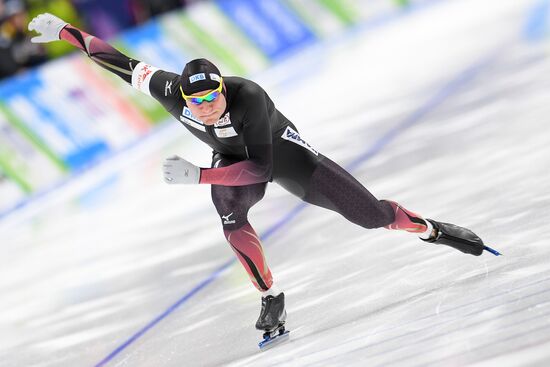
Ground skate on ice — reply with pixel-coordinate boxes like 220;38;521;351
256;292;290;349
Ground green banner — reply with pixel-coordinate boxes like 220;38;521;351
0;104;67;193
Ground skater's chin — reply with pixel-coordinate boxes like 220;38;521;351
200;112;221;125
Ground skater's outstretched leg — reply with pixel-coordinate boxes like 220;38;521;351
296;156;396;229
273;145;487;256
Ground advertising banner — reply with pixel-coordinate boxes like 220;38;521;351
0;67;110;171
283;0;351;37
117;20;189;73
185;1;269;75
0;104;66;194
215;0;316;61
69;57;163;134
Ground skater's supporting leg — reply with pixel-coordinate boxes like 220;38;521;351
211;153;277;291
211;153;288;332
256;291;286;332
224;222;273;291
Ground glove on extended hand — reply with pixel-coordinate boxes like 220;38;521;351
28;13;68;43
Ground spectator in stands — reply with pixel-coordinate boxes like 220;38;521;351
0;0;47;79
129;0;189;25
71;0;136;39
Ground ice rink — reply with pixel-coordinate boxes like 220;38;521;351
1;0;550;366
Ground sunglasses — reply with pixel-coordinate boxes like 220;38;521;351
180;77;224;105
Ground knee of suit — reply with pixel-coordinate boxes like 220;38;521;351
219;212;249;231
211;181;267;231
212;199;249;230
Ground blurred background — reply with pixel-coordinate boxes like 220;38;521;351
1;1;550;366
0;0;417;218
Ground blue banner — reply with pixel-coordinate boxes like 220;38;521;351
0;68;109;170
215;0;316;60
118;21;188;72
524;0;550;41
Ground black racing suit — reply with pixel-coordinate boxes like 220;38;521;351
58;22;486;296
59;25;403;293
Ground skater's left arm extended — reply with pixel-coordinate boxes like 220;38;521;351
28;13;142;85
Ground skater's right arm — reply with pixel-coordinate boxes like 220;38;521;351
28;13;181;111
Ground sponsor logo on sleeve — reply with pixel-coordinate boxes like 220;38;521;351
131;62;159;97
189;73;206;83
210;73;221;82
138;65;152;87
281;126;318;155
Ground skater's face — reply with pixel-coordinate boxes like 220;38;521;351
182;81;227;125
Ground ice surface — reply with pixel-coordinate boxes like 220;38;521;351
1;0;550;366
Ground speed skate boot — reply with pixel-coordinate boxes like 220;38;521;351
256;292;287;334
421;219;485;256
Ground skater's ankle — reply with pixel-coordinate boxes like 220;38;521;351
418;219;435;240
261;285;282;298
